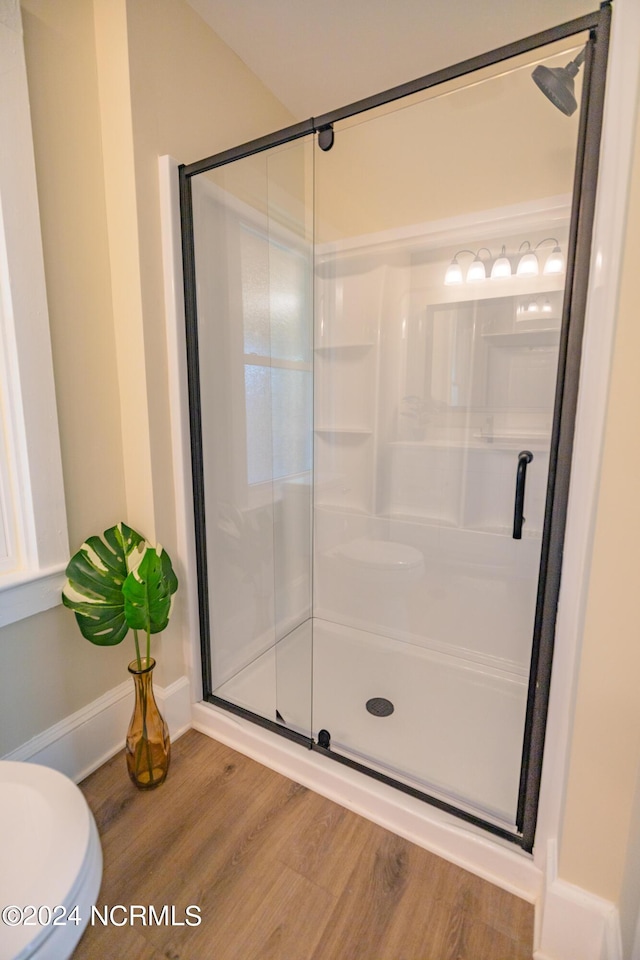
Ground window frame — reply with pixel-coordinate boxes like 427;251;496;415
0;2;69;627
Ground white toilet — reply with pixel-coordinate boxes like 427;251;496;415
0;761;102;960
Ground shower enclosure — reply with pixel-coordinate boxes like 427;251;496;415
179;6;610;851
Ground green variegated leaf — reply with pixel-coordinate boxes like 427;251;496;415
62;522;145;646
122;544;178;635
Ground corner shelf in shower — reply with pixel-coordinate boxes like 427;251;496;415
481;328;560;347
314;342;376;353
314;426;373;435
314;502;371;515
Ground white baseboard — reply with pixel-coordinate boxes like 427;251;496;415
535;841;622;960
1;675;192;784
192;699;542;902
157;675;193;743
632;908;640;960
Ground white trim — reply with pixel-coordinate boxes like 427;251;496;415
192;699;541;901
158;155;203;702
1;674;191;784
535;841;622;960
632;907;640;960
156;674;193;743
535;886;621;960
0;1;69;622
0;564;66;627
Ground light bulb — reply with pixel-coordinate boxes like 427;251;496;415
543;244;564;275
444;258;463;285
466;257;486;282
491;246;512;279
527;300;539;313
542;299;552;313
517;251;539;277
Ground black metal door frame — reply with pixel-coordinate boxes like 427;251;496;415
178;3;612;853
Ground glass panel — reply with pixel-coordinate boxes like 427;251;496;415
244;363;312;482
313;35;586;828
190;136;314;735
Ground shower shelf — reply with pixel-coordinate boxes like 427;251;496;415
314;426;373;435
481;328;560;347
314;342;376;352
314;502;370;515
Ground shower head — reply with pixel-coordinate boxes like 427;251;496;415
532;48;586;116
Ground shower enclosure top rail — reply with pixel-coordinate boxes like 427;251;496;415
180;7;604;180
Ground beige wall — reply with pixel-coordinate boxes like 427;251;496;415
0;0;293;753
20;0;128;554
315;40;584;242
559;90;640;914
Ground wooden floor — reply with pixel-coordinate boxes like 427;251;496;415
75;729;533;959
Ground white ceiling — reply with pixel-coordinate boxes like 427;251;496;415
187;0;596;119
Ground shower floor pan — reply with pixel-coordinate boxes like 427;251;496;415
214;617;527;828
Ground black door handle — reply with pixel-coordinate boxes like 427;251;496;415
513;451;533;539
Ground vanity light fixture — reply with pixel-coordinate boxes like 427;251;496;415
444;239;564;284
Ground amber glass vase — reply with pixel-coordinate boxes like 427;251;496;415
126;657;170;789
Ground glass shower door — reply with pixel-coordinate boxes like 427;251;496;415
311;34;587;830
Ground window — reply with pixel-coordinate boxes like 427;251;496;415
0;3;69;626
239;223;312;487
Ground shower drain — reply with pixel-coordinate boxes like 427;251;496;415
366;697;395;717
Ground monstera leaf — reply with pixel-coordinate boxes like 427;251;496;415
62;523;145;645
122;543;178;636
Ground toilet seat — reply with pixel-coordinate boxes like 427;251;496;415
0;762;102;960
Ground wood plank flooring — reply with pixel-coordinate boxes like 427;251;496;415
75;729;533;959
